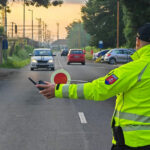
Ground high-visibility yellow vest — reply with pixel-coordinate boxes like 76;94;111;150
55;44;150;147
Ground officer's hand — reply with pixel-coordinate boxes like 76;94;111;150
36;82;56;99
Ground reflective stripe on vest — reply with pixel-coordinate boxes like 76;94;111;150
122;125;150;131
62;84;70;98
115;111;150;123
138;64;148;81
77;84;84;99
115;111;150;131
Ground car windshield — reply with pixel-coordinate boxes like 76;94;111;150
70;50;83;54
34;50;52;56
63;50;68;53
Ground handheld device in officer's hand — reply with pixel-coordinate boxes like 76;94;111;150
28;77;46;91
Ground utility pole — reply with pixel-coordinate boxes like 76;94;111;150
45;24;47;42
117;0;120;48
4;6;7;36
36;18;42;42
78;23;81;48
11;22;14;38
23;0;25;38
49;30;51;42
57;23;59;40
42;21;45;42
28;9;33;40
11;22;16;38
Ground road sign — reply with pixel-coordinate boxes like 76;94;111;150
2;39;8;50
51;69;71;84
99;40;103;49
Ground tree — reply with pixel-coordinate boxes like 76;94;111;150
66;21;91;48
0;0;63;7
121;0;150;47
81;0;125;48
0;26;4;36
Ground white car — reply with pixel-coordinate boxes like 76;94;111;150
30;48;55;71
104;48;135;64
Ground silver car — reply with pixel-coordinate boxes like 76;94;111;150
30;48;55;71
104;48;135;64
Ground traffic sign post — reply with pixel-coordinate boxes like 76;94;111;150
99;41;103;50
0;36;2;64
2;38;8;63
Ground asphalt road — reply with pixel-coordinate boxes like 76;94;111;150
0;53;120;150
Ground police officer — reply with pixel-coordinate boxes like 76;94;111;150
37;23;150;150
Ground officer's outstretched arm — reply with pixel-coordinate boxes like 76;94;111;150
55;61;148;101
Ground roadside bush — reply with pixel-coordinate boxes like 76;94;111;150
24;45;33;54
0;43;33;68
14;44;22;56
85;52;93;60
16;50;29;60
85;46;100;53
13;43;33;60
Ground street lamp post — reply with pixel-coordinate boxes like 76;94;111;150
117;0;120;48
57;23;59;40
28;9;33;41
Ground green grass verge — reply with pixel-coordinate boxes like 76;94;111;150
0;57;30;68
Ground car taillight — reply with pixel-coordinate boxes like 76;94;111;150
106;53;111;57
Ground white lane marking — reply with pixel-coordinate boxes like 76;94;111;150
78;112;87;124
57;54;64;68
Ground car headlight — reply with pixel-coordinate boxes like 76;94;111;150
48;59;53;63
31;59;37;63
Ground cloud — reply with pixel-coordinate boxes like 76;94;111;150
64;0;85;4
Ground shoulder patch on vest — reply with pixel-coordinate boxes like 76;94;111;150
105;74;118;85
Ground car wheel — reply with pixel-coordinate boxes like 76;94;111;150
109;58;116;64
30;68;34;71
67;62;70;65
82;62;85;65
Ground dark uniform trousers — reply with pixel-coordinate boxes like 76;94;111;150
111;145;150;150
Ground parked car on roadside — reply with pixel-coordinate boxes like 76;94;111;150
104;48;135;64
29;48;55;71
67;49;85;65
93;50;109;60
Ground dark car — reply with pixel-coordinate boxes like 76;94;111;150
93;50;109;60
97;50;110;57
61;49;68;56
